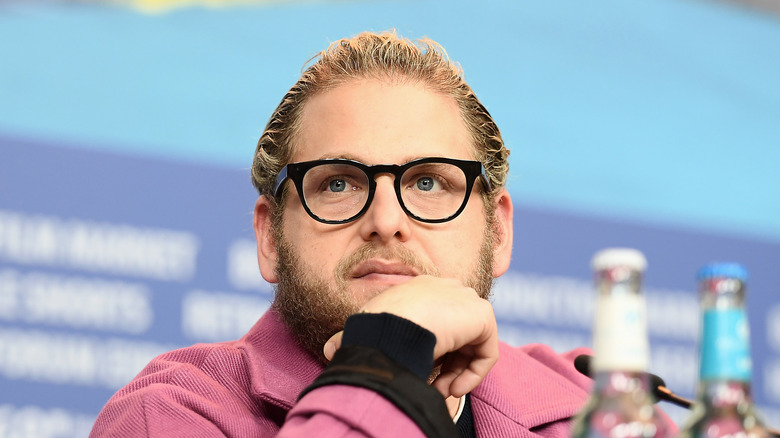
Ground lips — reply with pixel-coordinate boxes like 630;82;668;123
350;260;420;279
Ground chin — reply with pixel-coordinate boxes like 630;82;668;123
347;283;392;306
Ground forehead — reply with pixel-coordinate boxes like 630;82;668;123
293;79;474;164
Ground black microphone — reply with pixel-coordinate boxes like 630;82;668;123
573;354;693;409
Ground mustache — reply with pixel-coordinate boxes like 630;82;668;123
334;243;439;284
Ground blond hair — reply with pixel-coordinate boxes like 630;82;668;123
250;31;509;206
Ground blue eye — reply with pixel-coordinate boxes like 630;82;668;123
416;177;435;191
329;179;347;192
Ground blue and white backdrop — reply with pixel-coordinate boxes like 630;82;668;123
1;1;779;436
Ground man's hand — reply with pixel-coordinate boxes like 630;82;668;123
323;275;499;399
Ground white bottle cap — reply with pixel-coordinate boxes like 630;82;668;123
591;248;647;272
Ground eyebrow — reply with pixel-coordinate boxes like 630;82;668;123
314;153;429;164
315;153;359;161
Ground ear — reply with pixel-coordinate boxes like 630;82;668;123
490;188;513;277
254;196;279;283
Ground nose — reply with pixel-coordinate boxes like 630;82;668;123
357;174;412;243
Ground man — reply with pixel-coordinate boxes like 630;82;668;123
90;31;592;437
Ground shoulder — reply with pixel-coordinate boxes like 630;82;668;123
91;340;274;437
102;340;256;414
122;340;250;394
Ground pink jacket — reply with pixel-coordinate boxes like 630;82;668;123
90;309;594;437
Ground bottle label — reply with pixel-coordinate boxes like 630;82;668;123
700;309;752;381
593;294;649;371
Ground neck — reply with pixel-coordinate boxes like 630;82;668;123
446;395;463;420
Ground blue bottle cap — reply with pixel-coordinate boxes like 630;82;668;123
697;262;748;282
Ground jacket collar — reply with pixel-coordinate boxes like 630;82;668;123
239;308;325;409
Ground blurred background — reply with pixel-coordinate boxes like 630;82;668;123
1;0;779;436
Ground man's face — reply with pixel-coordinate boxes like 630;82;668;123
258;78;509;360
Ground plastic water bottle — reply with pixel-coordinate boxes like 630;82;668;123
679;263;770;438
570;248;668;438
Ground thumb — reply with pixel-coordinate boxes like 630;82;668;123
323;330;344;362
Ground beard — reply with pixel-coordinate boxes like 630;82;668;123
271;224;497;364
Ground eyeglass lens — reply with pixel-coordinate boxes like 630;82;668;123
300;161;469;222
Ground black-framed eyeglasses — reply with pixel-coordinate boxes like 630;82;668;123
273;157;492;224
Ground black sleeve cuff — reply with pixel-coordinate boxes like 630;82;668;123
341;312;436;381
299;345;457;438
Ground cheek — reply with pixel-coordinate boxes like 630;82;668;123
282;215;348;271
426;214;488;273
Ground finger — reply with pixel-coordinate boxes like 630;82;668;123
432;372;456;399
434;336;500;396
323;330;344;361
449;361;493;397
433;354;480;398
434;362;491;398
450;341;500;395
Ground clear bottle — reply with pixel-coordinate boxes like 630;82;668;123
679;263;770;438
571;248;668;438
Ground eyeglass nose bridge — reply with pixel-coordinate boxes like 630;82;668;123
353;162;409;221
362;163;404;181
